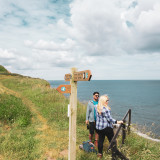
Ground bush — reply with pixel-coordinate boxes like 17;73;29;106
0;94;32;127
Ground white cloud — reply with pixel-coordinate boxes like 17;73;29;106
120;0;160;52
62;0;160;56
68;0;125;56
26;38;76;51
24;40;33;47
0;48;15;58
0;0;160;80
0;48;34;71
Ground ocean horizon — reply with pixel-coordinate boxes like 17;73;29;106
48;80;160;139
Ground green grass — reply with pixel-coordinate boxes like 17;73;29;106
0;92;39;160
0;127;39;160
0;65;8;73
1;76;85;130
122;132;160;160
0;74;160;160
0;94;32;127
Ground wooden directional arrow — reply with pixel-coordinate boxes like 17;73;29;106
64;70;92;82
56;85;71;94
73;70;92;81
64;73;72;81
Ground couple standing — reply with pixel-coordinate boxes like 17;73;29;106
86;92;123;158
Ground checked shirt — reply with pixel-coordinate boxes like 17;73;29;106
96;106;116;130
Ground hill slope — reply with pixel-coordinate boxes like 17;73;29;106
0;72;160;160
0;65;9;73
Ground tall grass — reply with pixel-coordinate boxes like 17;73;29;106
0;94;32;127
0;75;160;160
1;76;86;129
0;93;39;160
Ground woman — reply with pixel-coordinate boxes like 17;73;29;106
96;95;123;158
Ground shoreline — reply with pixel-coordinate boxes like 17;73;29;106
131;127;160;142
113;124;160;142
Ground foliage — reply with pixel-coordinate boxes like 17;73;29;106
0;75;160;160
0;65;9;73
0;94;32;127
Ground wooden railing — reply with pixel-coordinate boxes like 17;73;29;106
107;109;131;160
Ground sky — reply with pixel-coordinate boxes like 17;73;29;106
0;0;160;80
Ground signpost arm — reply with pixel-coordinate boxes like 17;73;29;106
68;68;77;160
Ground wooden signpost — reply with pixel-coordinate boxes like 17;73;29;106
64;70;92;82
57;68;92;160
64;73;72;81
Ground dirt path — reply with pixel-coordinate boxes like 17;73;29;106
0;81;68;159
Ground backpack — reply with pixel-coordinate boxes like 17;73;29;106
79;140;97;153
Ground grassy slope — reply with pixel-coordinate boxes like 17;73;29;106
0;74;160;160
0;65;9;73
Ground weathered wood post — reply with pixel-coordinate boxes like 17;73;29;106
68;68;77;160
128;109;131;134
122;120;126;144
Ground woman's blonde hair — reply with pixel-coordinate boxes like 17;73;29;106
97;95;111;114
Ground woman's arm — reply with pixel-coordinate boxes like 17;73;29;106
117;120;123;124
105;109;117;124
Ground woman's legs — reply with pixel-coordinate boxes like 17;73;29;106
97;129;105;154
104;127;114;142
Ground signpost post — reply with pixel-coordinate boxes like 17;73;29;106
68;68;77;160
57;68;92;160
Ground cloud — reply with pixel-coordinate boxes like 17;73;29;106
0;48;15;59
24;38;95;69
0;0;160;79
0;48;34;71
121;0;160;53
56;0;160;56
68;0;125;56
25;39;76;51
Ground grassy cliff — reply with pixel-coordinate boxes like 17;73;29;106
0;65;9;73
0;66;160;160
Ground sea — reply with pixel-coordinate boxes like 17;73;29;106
48;80;160;139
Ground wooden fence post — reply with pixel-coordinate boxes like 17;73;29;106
128;109;131;134
122;120;126;144
68;68;77;160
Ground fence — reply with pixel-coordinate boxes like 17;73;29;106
107;109;131;160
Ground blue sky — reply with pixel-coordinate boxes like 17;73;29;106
0;0;160;80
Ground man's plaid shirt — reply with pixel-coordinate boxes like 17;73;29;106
96;106;116;130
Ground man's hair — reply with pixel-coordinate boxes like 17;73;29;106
93;92;99;95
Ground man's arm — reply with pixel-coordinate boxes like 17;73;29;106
86;102;90;124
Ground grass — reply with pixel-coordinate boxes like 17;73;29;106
119;132;160;160
0;94;32;127
0;126;39;160
0;65;9;73
0;72;160;160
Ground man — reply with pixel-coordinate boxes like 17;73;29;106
86;91;99;147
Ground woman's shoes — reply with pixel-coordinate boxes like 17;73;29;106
97;153;102;158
